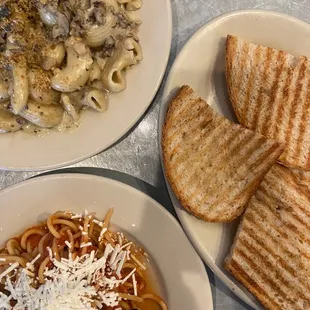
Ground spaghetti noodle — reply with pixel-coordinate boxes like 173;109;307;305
0;209;168;310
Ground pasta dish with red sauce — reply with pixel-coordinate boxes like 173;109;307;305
0;209;167;309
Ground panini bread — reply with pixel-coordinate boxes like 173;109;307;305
162;85;284;222
290;168;310;193
225;164;310;310
226;35;310;170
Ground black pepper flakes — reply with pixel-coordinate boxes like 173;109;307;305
0;6;10;19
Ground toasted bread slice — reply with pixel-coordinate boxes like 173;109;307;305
162;85;284;222
225;164;310;310
226;35;310;170
290;168;310;193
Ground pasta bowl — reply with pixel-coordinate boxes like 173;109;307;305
0;0;172;170
0;173;213;309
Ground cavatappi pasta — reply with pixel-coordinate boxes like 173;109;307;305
0;209;167;310
0;0;143;134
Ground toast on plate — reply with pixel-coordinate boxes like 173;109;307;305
289;168;310;193
162;85;284;222
226;34;310;170
225;164;310;309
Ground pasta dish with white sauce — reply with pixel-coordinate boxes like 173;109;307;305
0;209;167;309
0;0;143;134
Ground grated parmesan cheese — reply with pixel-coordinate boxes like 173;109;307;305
98;227;107;242
132;273;137;296
0;213;145;309
80;242;92;248
92;219;103;227
0;242;137;310
64;241;71;249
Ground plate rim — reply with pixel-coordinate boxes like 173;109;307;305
0;172;214;310
3;0;173;172
158;8;310;309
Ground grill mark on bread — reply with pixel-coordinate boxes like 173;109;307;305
238;236;309;302
170;87;199;119
225;165;310;309
179;130;257;208
225;259;281;310
179;124;238;191
261;51;286;135
244;45;262;121
226;35;310;170
268;56;290;138
293;77;310;164
290;168;310;193
208;142;280;212
252;47;274;129
187;135;264;204
242;221;301;280
169;118;228;172
233;247;293;306
167;110;217;156
194;136;269;209
235;38;250;113
164;100;206;144
162;85;283;222
263;168;310;218
245;205;310;302
274;64;294;140
257;184;310;231
284;58;307;164
246;204;310;262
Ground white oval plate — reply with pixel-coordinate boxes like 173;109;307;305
0;1;172;171
0;173;213;310
159;10;310;309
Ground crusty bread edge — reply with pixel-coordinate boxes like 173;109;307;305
226;35;246;125
161;85;284;222
277;156;310;172
161;86;225;222
161;86;219;220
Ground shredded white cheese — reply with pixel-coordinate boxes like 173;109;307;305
92;219;103;227
80;242;92;248
70;214;82;219
0;243;137;310
98;227;107;242
31;254;41;265
0;212;145;309
64;241;71;249
132;273;137;296
0;262;19;280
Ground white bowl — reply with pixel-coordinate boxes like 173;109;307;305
0;1;172;171
0;174;213;310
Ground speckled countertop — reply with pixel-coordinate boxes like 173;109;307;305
1;1;310;309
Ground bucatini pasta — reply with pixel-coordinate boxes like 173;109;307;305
0;0;143;134
0;209;167;310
